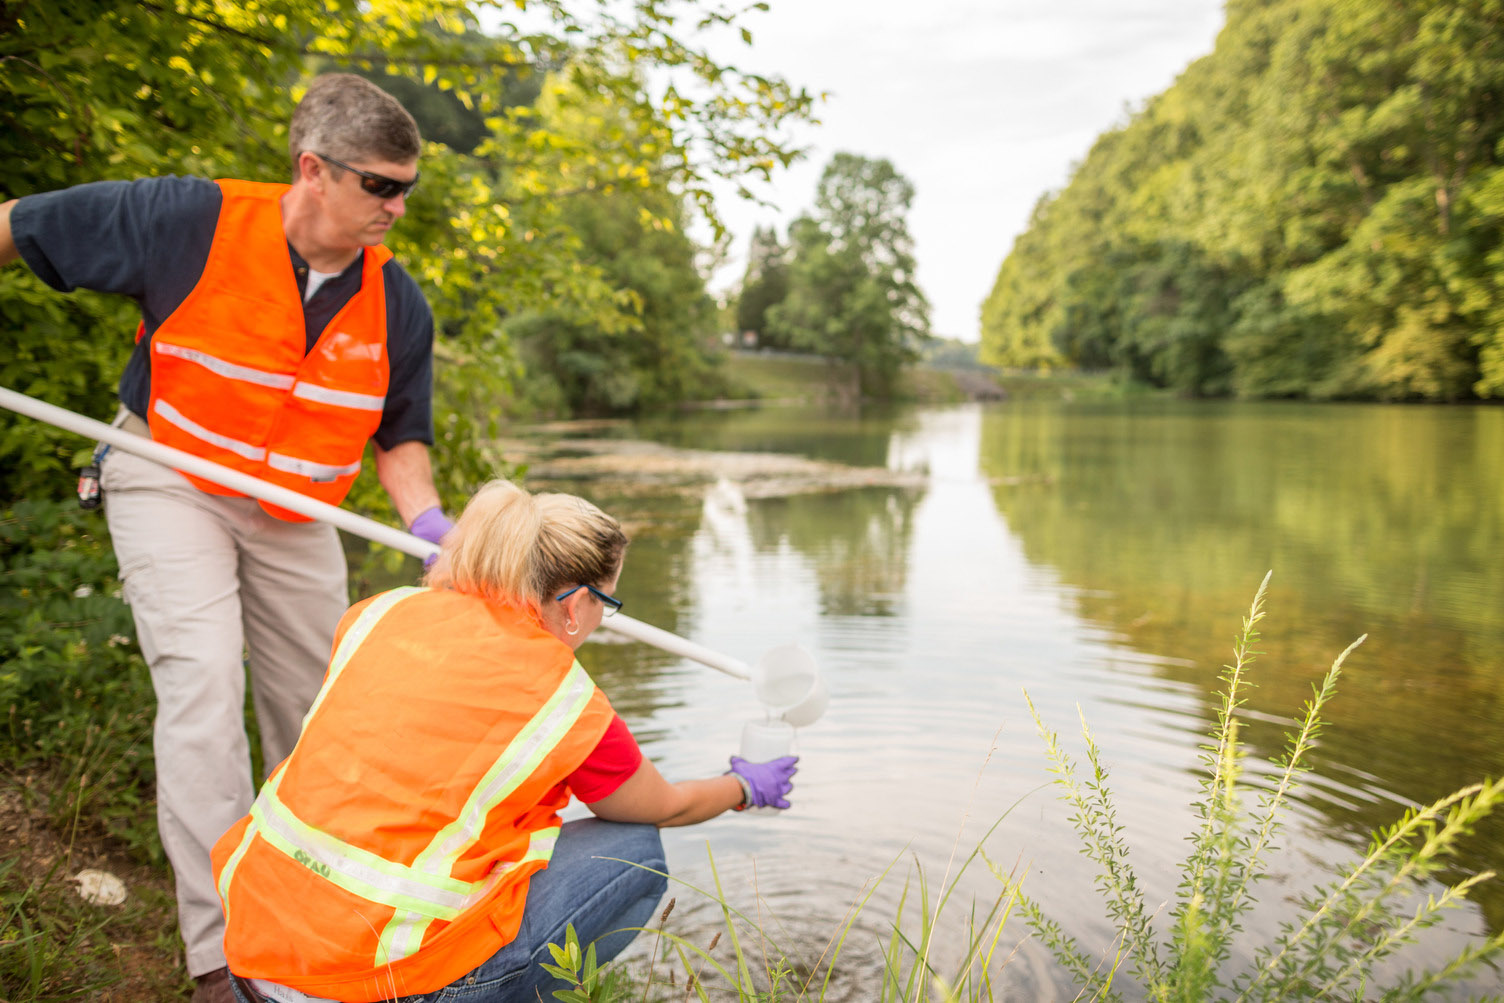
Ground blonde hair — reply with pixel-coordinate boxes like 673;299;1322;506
426;481;628;607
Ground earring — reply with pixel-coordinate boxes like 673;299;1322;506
565;619;579;636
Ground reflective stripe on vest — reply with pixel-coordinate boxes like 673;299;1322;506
375;658;600;960
266;451;363;483
293;380;386;411
153;399;266;462
302;586;422;728
154;399;362;483
152;345;385;415
218;588;600;968
154;342;297;390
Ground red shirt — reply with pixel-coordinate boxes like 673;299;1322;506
565;713;643;802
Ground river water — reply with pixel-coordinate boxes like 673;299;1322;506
420;398;1504;998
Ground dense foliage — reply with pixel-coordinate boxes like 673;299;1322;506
504;75;730;415
979;0;1504;401
0;0;816;509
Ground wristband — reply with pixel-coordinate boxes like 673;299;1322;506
726;770;753;812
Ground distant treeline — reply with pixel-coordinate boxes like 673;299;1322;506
980;0;1504;401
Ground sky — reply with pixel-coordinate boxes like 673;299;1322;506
704;0;1228;342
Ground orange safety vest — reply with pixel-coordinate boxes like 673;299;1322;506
145;178;391;521
212;587;616;1000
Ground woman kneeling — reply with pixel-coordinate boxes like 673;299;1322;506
212;480;797;1002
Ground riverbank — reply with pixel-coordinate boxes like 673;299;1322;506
719;350;1138;406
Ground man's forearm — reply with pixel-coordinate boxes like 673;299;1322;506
373;440;442;527
1;200;21;268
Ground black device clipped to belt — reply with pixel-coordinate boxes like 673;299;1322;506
229;972;271;1002
77;441;110;510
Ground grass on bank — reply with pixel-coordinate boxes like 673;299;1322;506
722;349;1148;407
5;499;1502;1001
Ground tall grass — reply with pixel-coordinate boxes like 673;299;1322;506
544;840;1024;1003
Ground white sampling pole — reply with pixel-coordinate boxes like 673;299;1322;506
0;386;752;680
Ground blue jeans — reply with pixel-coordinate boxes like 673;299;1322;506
230;818;667;1003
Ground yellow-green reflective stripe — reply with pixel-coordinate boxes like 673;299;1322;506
529;828;561;857
301;586;424;733
379;868;507;964
215;817;261;925
381;910;424;968
252;787;477;918
372;666;594;962
377;828;560;964
220;589;504;934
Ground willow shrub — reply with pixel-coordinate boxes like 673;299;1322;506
559;573;1503;1002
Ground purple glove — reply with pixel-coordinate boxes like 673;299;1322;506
728;755;799;810
409;506;453;568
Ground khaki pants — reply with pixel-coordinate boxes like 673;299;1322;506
100;423;348;976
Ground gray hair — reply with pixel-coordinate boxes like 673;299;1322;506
426;481;629;607
288;74;421;174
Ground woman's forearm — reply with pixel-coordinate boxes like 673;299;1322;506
588;764;745;827
653;774;745;827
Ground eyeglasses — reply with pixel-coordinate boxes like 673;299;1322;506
554;583;623;617
316;153;419;200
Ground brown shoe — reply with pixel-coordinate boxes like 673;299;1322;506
192;967;236;1003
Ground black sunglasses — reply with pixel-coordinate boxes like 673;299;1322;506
316;153;419;200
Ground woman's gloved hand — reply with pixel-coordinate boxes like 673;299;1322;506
727;755;799;810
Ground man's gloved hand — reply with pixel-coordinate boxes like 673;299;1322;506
409;506;453;568
728;755;799;810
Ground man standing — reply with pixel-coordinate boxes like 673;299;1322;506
0;75;452;1002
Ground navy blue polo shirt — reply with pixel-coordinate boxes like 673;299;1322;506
11;175;434;450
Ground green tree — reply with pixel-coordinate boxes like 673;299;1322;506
506;74;726;415
1454;163;1504;396
979;193;1069;371
977;0;1504;402
734;224;790;348
767;153;931;397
